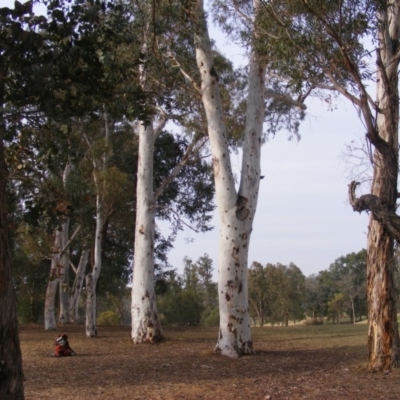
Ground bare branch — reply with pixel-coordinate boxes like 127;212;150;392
154;108;168;138
154;205;200;233
169;54;201;94
265;90;307;110
154;132;206;201
59;224;82;258
69;260;77;274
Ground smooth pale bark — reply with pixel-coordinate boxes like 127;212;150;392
84;111;109;337
69;250;89;324
0;96;24;398
44;161;72;329
131;121;164;343
44;224;67;330
86;194;103;337
58;218;70;324
194;0;265;357
58;161;72;324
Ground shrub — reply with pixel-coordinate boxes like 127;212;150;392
97;310;120;326
202;307;219;327
304;318;324;325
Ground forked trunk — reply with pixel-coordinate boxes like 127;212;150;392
131;121;163;343
69;250;89;323
194;0;265;357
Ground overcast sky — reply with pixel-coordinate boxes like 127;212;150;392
162;101;370;278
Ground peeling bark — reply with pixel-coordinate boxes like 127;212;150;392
347;2;400;371
349;181;400;244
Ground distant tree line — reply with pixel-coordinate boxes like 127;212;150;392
248;249;368;326
13;249;375;328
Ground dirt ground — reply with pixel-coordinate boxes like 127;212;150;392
19;323;400;400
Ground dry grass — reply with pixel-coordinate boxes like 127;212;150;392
20;323;400;399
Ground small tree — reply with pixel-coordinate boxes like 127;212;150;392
327;293;345;325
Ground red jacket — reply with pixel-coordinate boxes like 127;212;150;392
54;334;75;357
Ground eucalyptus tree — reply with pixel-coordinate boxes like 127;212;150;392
259;0;400;371
128;1;215;344
190;0;266;358
189;0;311;357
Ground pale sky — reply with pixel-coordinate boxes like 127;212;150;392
161;18;371;279
162;102;370;278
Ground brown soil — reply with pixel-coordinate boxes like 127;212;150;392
20;323;400;400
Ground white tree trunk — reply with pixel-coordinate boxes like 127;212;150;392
131;121;164;343
86;194;103;337
194;0;265;357
69;250;89;323
44;228;63;330
58;217;70;324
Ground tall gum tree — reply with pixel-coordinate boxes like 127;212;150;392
130;1;215;343
84;111;110;338
193;0;266;357
131;117;165;343
131;108;207;343
69;249;89;323
261;0;400;371
44;161;72;330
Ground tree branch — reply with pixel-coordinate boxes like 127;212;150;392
348;181;400;242
154;132;205;201
265;90;307;110
59;224;82;258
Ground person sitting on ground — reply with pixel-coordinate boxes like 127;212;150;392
53;333;76;357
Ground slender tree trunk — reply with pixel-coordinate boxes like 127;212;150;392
69;250;89;324
0;93;24;399
44;228;63;330
131;121;163;343
194;0;265;357
58;161;72;324
350;296;355;325
44;161;72;329
365;3;400;371
86;195;103;337
58;217;70;324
